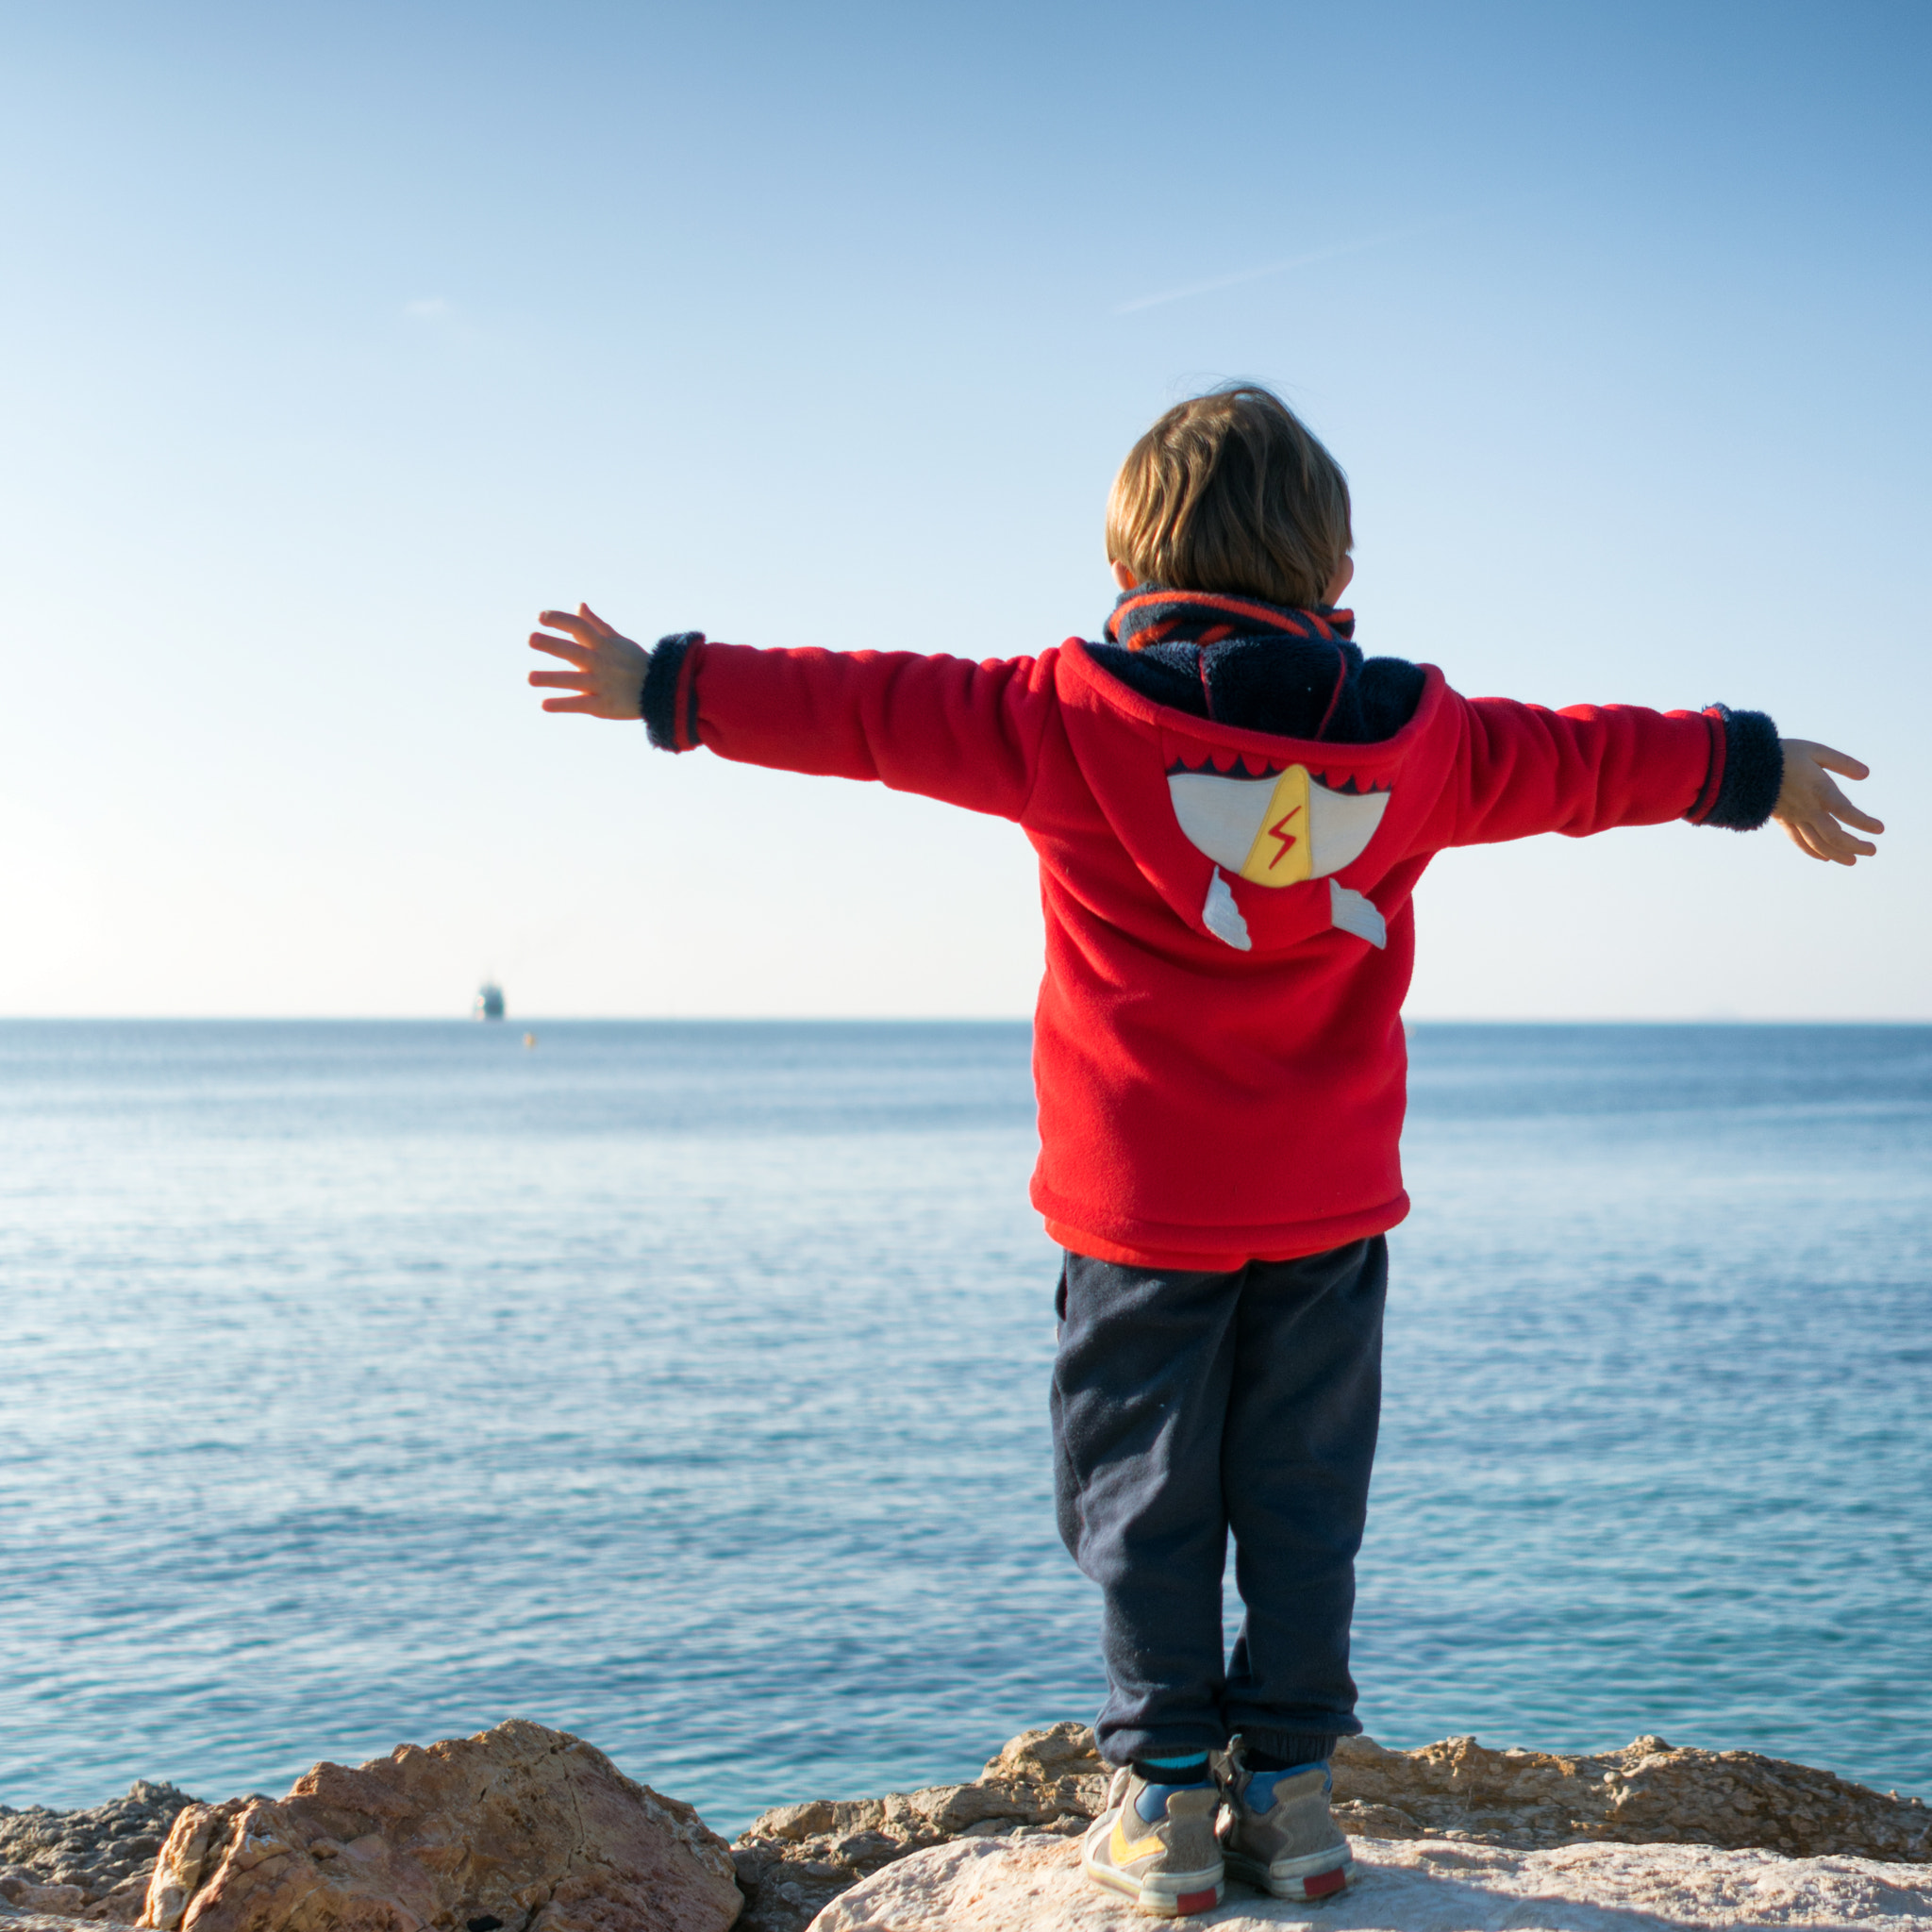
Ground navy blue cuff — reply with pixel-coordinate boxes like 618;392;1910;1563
641;631;704;752
1703;706;1783;830
1240;1730;1343;1767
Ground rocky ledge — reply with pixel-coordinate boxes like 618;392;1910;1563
813;1832;1932;1931
0;1783;198;1923
0;1721;1925;1932
727;1723;1932;1932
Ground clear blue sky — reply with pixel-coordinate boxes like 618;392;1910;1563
1;0;1925;1016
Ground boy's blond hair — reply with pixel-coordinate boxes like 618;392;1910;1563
1107;385;1353;611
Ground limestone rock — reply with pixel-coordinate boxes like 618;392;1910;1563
2;1907;97;1932
0;1784;198;1918
0;1874;88;1916
729;1724;1930;1932
138;1720;739;1932
12;1720;1928;1932
731;1724;1107;1932
811;1829;1932;1930
1328;1732;1932;1861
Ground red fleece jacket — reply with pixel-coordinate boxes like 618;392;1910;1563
662;636;1724;1269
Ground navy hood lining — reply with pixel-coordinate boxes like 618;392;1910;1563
1091;586;1424;747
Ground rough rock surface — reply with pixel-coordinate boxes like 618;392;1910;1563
1326;1732;1932;1860
811;1830;1932;1930
137;1720;740;1932
730;1724;1108;1932
728;1725;1930;1932
7;1722;1926;1932
0;1784;199;1922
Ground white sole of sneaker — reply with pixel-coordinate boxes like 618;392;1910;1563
1081;1847;1226;1917
1224;1844;1356;1902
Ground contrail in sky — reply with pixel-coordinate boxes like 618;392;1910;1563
1113;220;1453;314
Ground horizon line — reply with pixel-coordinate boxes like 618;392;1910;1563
0;1014;1925;1027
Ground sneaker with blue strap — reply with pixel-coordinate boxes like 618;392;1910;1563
1080;1756;1224;1917
1217;1737;1355;1902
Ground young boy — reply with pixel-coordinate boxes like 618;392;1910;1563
528;386;1881;1917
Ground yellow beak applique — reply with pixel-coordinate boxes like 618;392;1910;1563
1236;765;1312;887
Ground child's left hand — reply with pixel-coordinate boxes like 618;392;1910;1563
1772;740;1884;865
528;606;649;718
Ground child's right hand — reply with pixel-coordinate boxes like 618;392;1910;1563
527;606;650;718
1772;741;1884;864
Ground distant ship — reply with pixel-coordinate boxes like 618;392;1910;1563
474;981;505;1022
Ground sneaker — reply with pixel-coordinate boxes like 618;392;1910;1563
1080;1766;1225;1917
1218;1740;1355;1902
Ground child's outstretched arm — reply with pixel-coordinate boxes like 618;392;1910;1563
1440;698;1885;864
527;605;1056;823
1772;741;1884;865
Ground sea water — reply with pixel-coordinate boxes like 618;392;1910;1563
0;1021;1927;1832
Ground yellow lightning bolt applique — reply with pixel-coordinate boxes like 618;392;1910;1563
1237;764;1313;886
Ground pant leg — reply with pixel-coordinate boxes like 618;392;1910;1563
1221;1236;1386;1758
1051;1251;1245;1764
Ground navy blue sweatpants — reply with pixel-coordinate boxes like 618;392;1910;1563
1050;1239;1386;1767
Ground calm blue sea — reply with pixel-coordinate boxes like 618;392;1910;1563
1;1021;1928;1834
